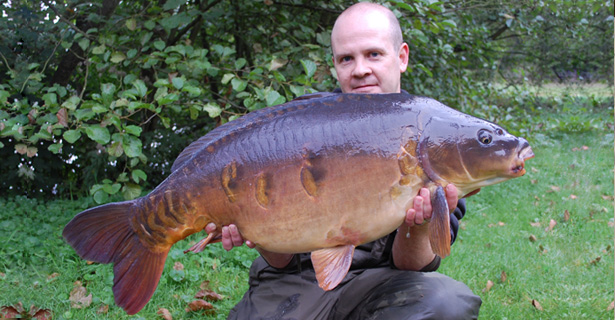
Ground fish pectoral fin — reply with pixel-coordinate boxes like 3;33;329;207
428;185;451;258
311;245;355;291
184;232;221;254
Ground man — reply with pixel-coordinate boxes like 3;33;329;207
223;3;482;319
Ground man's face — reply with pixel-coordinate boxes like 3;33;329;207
331;11;408;94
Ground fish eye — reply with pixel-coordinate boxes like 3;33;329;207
478;130;492;145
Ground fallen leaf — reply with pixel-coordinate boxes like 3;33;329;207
609;221;614;228
97;304;109;314
1;305;22;318
500;271;507;283
607;300;614;311
69;282;92;309
530;222;541;227
545;219;557;232
548;185;560;192
0;272;5;279
582;145;589;150
569;194;577;199
532;299;543;311
563;210;570;222
195;289;224;301
47;272;60;281
30;306;52;320
531;167;539;173
482;280;494;292
589;256;601;265
174;262;184;271
529;234;537;242
185;299;214;312
158;307;173;320
602;195;614;201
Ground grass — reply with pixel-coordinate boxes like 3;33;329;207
1;84;613;319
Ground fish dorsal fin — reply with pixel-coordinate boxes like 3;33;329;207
171;92;342;172
428;185;451;258
171;134;215;172
291;92;337;101
311;245;355;291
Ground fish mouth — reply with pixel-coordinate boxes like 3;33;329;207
510;146;535;176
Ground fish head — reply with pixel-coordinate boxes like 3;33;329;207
419;116;534;197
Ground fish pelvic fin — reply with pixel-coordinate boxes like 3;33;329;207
311;245;355;291
428;186;451;258
62;200;170;315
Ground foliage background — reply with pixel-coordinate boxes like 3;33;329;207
1;0;612;201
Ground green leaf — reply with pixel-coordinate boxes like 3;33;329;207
182;85;202;97
231;78;248;92
42;93;58;107
78;38;90;51
153;40;166;51
107;141;124;157
203;103;222;118
92;44;106;55
441;19;457;28
110;52;127;63
63;130;82;144
125;18;137;31
163;0;185;10
133;80;148;97
123;135;143;158
300;59;317;78
125;125;142;136
131;169;147;183
171;77;184;89
101;83;116;106
61;95;81;110
85;126;111;144
93;189;109;204
235;58;247;69
266;90;286;106
144;20;155;30
102;183;121;195
221;73;234;84
48;143;62;154
122;183;142;200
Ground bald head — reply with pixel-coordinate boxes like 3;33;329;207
330;2;409;94
332;3;403;53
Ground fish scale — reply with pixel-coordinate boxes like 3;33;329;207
63;92;533;315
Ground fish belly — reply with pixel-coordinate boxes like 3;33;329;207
222;153;420;253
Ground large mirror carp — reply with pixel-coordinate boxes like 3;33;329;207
63;92;534;314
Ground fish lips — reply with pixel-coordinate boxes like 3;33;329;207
510;144;535;177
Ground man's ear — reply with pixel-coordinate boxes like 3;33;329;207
398;42;409;73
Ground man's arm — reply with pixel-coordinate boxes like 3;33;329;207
391;184;459;271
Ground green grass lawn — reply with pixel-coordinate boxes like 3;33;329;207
1;89;613;319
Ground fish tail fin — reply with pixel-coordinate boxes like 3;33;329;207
63;200;169;315
428;186;451;258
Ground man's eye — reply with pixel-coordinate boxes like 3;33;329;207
341;56;352;62
369;52;380;58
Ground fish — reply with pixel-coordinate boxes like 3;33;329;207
63;92;534;314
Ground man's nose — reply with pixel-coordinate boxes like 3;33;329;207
352;58;371;78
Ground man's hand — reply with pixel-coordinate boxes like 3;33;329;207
405;184;458;227
205;223;256;251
